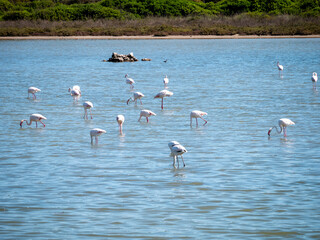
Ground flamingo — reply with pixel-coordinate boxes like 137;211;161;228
68;85;81;95
28;87;41;99
268;118;295;137
125;74;135;89
163;75;169;87
90;128;106;144
190;110;208;126
277;61;284;75
138;110;156;123
312;72;318;88
154;90;173;109
83;101;93;119
116;115;125;134
127;92;144;105
20;113;46;128
168;141;187;168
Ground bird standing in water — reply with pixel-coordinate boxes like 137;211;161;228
20;113;47;128
168;141;187;168
28;87;41;99
90;128;106;144
154;90;173;109
190;110;208;127
268;118;295;137
116;115;125;135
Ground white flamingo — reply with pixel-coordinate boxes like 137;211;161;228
268;118;295;137
277;61;284;75
90;128;106;144
68;85;81;95
154;90;173;109
83;101;93;119
20;113;46;128
127;92;144;105
312;72;318;88
168;141;187;168
125;74;135;89
190;110;208;126
28;87;41;99
138;110;156;123
163;75;169;87
116;115;125;134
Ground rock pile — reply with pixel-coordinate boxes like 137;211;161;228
107;52;138;62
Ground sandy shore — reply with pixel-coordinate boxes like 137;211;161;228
1;35;320;40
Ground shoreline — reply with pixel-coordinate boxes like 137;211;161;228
1;35;320;40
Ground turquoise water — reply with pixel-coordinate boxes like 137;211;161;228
0;38;319;239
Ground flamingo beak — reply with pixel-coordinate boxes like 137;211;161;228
127;98;130;105
20;120;23;127
268;128;272;136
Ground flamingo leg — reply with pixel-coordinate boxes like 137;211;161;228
90;109;92;119
119;124;123;134
95;136;98;144
33;93;36;99
190;118;192;127
177;156;180;168
36;121;38;128
284;127;287;137
39;120;45;127
84;109;87;119
161;98;164;109
138;116;142;122
140;99;143;105
146;117;149;123
196;118;198;126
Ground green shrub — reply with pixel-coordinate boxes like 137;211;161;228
3;10;31;20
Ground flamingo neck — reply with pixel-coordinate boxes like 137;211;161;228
272;125;282;134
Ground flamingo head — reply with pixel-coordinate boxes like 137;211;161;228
268;128;272;136
20;120;24;127
68;88;71;92
126;98;131;105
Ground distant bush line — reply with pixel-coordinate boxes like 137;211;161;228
0;0;319;36
1;15;319;37
1;0;320;21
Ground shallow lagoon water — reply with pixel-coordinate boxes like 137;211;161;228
0;38;320;239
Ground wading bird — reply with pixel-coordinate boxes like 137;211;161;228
68;85;81;95
125;74;135;89
168;141;187;168
154;90;173;109
268;118;295;137
83;101;93;119
138;110;156;123
163;75;169;87
28;87;41;99
312;72;318;89
190;110;208;126
277;61;284;74
116;115;125;134
127;92;144;105
20;113;47;128
90;128;106;144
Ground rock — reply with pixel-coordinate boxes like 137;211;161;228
141;58;152;61
107;52;138;62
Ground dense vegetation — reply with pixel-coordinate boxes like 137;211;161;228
1;0;319;21
0;0;319;36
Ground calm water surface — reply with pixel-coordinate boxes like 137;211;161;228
0;38;320;239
